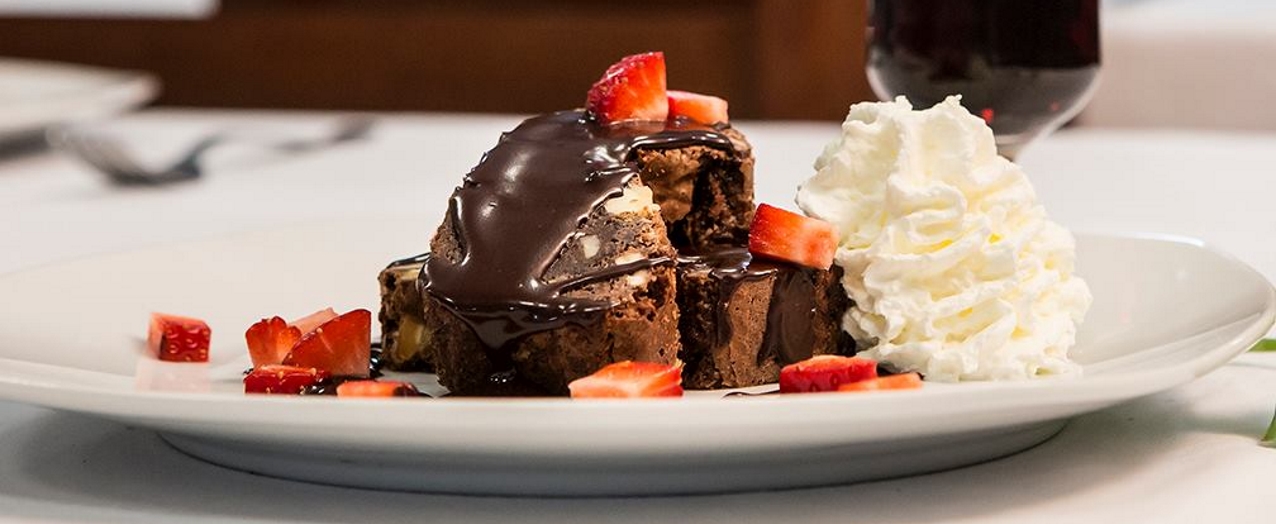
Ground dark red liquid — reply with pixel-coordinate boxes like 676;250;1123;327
868;0;1100;151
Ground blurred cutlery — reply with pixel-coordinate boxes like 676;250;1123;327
51;117;374;186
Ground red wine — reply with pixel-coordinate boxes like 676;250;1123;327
867;0;1100;153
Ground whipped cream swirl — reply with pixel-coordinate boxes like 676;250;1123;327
796;96;1091;381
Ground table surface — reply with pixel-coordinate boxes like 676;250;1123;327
0;110;1273;523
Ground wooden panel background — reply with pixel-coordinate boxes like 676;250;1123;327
0;0;874;119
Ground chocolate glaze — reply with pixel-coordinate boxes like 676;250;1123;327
678;248;819;366
763;266;821;365
419;110;735;355
722;388;780;397
368;345;384;377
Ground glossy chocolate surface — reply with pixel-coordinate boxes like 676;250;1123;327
678;248;820;365
420;110;735;352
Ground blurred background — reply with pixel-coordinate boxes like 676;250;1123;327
2;0;1275;127
0;0;872;120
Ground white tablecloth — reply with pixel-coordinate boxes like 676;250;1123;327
0;110;1273;523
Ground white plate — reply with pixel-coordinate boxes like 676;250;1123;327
0;58;157;140
0;224;1270;496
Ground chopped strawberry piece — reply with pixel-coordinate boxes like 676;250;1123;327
779;355;878;393
586;52;668;124
281;309;372;378
245;316;302;368
336;380;420;398
667;90;729;124
147;313;211;363
837;373;924;392
568;361;683;398
244;364;330;395
748;203;839;270
289;307;338;335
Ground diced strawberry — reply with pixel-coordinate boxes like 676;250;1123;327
837;373;924;392
281;309;372;378
568;361;683;398
147;313;211;363
748;203;839;270
667;90;729;124
245;316;301;368
586;52;668;124
779;355;878;393
336;380;420;398
244;364;330;395
289;307;338;335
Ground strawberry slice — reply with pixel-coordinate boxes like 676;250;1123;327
779;355;878;393
748;203;839;270
245;316;302;368
336;380;420;398
837;373;924;392
244;364;330;395
668;90;729;124
289;307;338;335
585;52;668;124
568;361;683;398
281;309;372;378
147;313;211;363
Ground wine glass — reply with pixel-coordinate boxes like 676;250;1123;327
866;0;1101;160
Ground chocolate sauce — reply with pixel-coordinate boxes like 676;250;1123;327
419;110;735;355
763;267;820;365
368;345;384;378
722;388;780;398
678;249;819;366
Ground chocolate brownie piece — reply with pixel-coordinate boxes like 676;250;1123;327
377;256;433;371
426;177;681;395
377;113;753;397
635;126;755;249
676;249;853;389
376;110;815;395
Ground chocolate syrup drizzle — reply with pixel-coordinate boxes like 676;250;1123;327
419;110;735;353
678;249;819;366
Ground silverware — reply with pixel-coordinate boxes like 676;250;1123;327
51;117;375;186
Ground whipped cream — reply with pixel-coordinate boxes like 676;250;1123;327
796;96;1091;381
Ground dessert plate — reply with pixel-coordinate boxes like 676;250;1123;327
0;224;1270;496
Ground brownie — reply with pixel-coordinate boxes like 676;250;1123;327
426;177;681;395
378;115;756;393
676;250;853;389
375;110;844;396
377;256;433;371
635;126;755;249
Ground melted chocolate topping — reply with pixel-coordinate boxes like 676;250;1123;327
678;249;819;365
420;110;735;352
763;267;821;365
722;388;780;397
